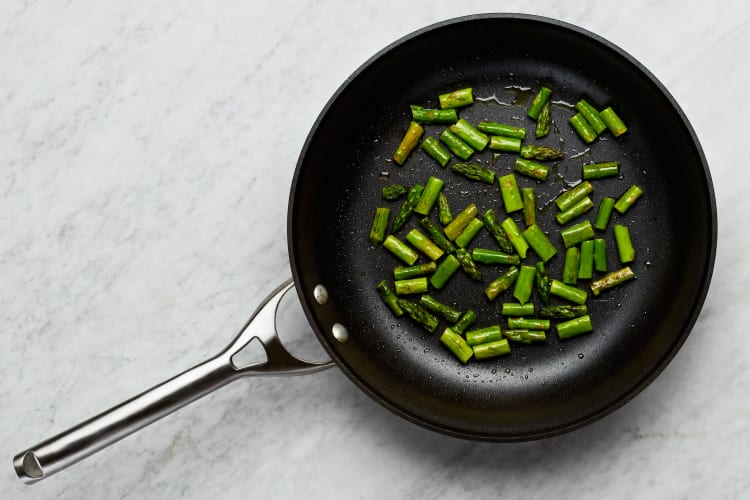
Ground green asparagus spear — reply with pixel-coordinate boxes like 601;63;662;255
452;310;477;334
393;262;437;280
613;224;635;263
420;217;456;254
444;203;478;240
471;248;520;265
501;302;535;316
560;220;595;248
556;315;593;339
398;299;439;333
440;327;474;363
575;99;607;134
392;184;423;232
451;162;495;184
614;185;643;214
521;224;557;262
501;217;529;258
562;247;580;284
488;135;522;153
594;197;616;231
439;87;473;109
590;266;636;295
369;207;390;245
569;113;597;144
507;317;550;330
419;294;462;322
450;119;489;151
578;240;595;280
535;262;551;305
465;325;503;346
499;174;524;213
599;107;628;137
393;121;424;165
503;329;546;344
520;144;564;161
556;196;594;225
455;248;482;281
394;277;429;295
594;238;607;272
513;265;537;305
406;228;445;261
582;161;619;180
381;184;408;200
528;86;552;120
482;209;515;254
555;181;594;211
514;158;550;181
410;105;458;124
477;121;526;139
550;279;588;305
439;129;473;160
376;280;403;317
454;218;485;249
382;235;418;265
485;266;519;301
535;101;551;138
414;176;444;216
539;305;588;319
421;136;452;167
430;254;461;289
437;192;453;225
472;339;511;360
522;188;536;227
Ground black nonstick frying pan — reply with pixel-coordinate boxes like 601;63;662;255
14;14;716;484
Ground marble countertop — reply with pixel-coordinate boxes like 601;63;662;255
2;1;747;499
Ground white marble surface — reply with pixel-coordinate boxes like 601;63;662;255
1;1;748;498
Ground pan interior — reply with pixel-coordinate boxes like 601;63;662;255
289;16;715;439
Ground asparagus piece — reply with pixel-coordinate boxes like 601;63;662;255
557;315;593;339
520;144;564;161
439;87;473;109
594;238;607;272
550;279;588;305
499;174;524;213
614;185;644;214
539;305;588;319
406;228;445;261
382;184;408;200
522;224;557;262
582;161;619;180
472;248;520;265
439;129;473;160
477;121;526;139
420;217;457;254
561;220;595;248
394;277;429;295
613;224;635;263
507;317;550;330
410;105;458;124
398;299;439;333
369;207;390;245
451;162;495;184
465;325;503;346
503;329;546;344
452;310;477;334
488;135;522;153
472;339;511;360
383;235;419;265
513;265;537;305
456;248;482;281
392;184;424;232
578;240;595;280
393;262;437;280
576;99;607;134
440;327;474;363
421;136;452;167
522;188;536;227
414;176;445;216
514;158;550;181
501;302;535;316
555;181;594;211
556;196;594;225
444;203;478;240
419;294;462;323
450;119;489;151
454;218;485;249
590;266;636;296
485;266;519;301
600;107;628;136
562;247;580;284
535;262;551;305
594;197;616;231
569;113;597;144
528;86;552;120
430;254;461;289
535;101;551;138
376;280;403;317
501;217;529;258
393;121;424;165
437;192;453;225
482;209;514;254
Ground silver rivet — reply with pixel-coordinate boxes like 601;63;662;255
313;284;329;305
331;323;349;343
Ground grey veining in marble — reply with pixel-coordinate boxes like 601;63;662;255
1;1;748;499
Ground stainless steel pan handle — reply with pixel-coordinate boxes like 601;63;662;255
13;280;333;484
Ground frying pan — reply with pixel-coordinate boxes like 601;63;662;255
13;13;716;484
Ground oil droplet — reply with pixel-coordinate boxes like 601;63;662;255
578;353;584;359
505;368;511;374
528;367;534;372
524;375;528;380
491;369;497;374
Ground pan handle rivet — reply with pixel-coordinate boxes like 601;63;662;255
331;323;349;343
313;284;329;305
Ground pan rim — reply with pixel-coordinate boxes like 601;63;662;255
287;13;717;441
